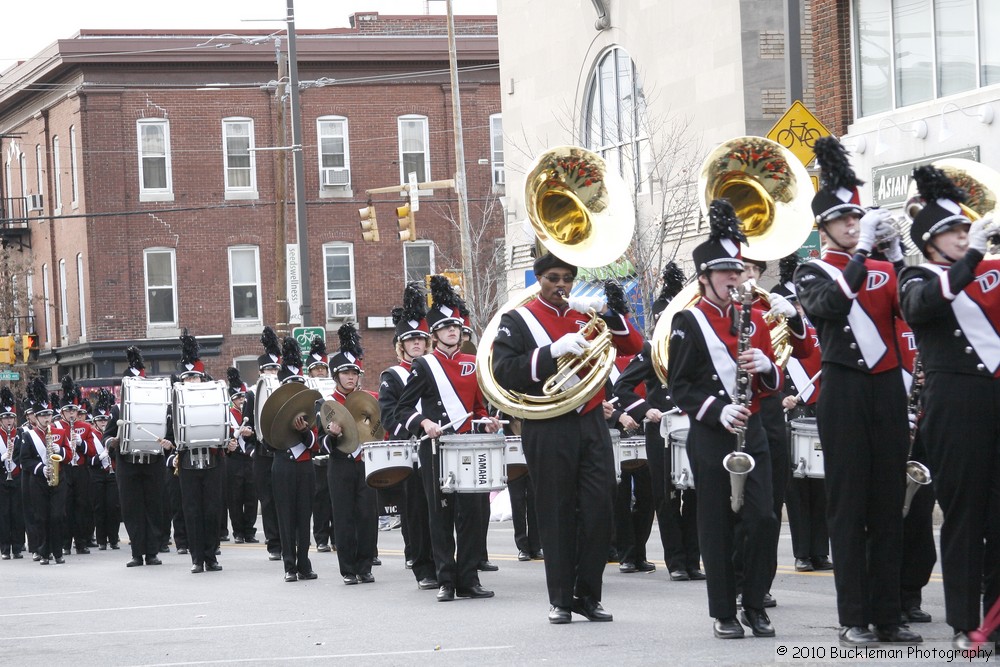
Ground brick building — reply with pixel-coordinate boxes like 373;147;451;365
0;12;503;389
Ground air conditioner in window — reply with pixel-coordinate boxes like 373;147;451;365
321;168;351;187
327;300;356;320
28;194;44;211
60;324;69;339
493;165;505;186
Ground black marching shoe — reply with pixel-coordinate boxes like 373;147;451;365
145;556;162;565
763;593;777;608
32;553;41;562
713;617;745;639
372;557;381;566
405;559;414;569
358;572;375;584
530;550;544;560
794;557;814;572
548;606;572;624
76;547;90;555
1;553;9;560
297;571;318;580
456;584;494;599
619;561;637;573
110;543;120;550
518;550;531;562
159;545;170;553
206;562;223;572
477;560;498;572
669;569;690;581
268;552;282;561
126;557;144;568
436;584;455;602
874;623;922;644
316;543;331;553
54;556;65;564
572;596;612;622
177;548;189;555
903;607;932;623
234;537;245;544
191;563;204;574
13;552;23;559
342;574;358;585
740;608;776;637
687;569;706;580
39;557;50;565
953;631;976;650
838;625;879;647
635;560;656;573
812;555;834;570
417;578;439;590
284;571;297;583
97;544;107;551
244;537;259;544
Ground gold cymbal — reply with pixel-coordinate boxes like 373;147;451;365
320;400;359;454
259;382;308;447
270;389;323;451
344;391;384;444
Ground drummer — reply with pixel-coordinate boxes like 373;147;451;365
395;276;500;603
305;338;335;555
318;323;379;585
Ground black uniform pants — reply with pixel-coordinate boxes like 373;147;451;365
226;453;256;539
654;426;699;572
328;456;377;577
689;413;777;618
21;469;36;554
613;465;654;564
401;463;435;581
253;453;280;554
272;454;314;575
217;457;229;539
312;461;333;546
0;477;25;554
166;467;187;549
179;464;223;566
29;474;68;558
523;408;615;608
921;372;1000;632
508;470;540;554
64;464;92;550
91;469;121;547
116;454;165;560
817;364;909;627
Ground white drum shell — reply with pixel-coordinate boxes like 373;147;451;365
364;441;414;488
504;436;528;481
121;376;172;455
790;418;824;479
172;381;230;450
617;436;647;472
438;434;506;493
669;429;695;489
660;412;690;440
610;432;621;481
253;375;279;441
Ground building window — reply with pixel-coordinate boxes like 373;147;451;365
69;126;79;205
404;242;434;284
52;136;61;210
18;153;27;197
58;259;69;340
35;144;43;193
144;248;177;326
234;356;260;386
42;264;52;345
398;115;430;185
138;119;172;196
323;244;356;321
489;114;504;186
854;0;1000;116
583;47;649;192
317;116;351;189
228;246;261;323
77;254;87;339
222;118;257;196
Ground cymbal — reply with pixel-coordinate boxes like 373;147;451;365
345;391;384;444
270;389;323;451
320;400;359;454
259;382;308;447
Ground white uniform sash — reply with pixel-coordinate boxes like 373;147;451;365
514;306;582;392
810;259;887;367
422;355;471;433
923;264;1000;373
689;308;738;400
786;357;815;403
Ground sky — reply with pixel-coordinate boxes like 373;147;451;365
1;0;498;73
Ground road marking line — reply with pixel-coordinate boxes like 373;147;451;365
0;589;96;600
0;601;209;618
133;645;516;666
8;619;319;641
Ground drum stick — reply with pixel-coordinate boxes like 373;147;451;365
117;420;164;442
419;412;474;443
471;419;509;425
783;369;823;413
607;397;619;405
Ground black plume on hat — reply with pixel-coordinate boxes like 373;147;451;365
126;346;145;370
309;336;327;360
779;254;801;285
815;137;864;192
0;386;15;415
603;279;630;314
29;377;47;405
909;166;970;254
390;307;405;326
95;388;114;415
430;275;462;311
402;281;427;322
60;375;78;408
180;329;200;365
708;199;747;244
337;323;364;360
281;336;302;370
49;392;60;410
913;165;967;206
226;367;245;396
260;326;281;358
659;262;686;302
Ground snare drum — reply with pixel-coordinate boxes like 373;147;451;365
789;417;824;479
172;381;230;449
120;376;172;455
610;432;621;481
364;441;414;488
660;411;690;442
504;436;528;482
253;375;279;441
617;436;647;472
669;429;695;489
438;433;506;493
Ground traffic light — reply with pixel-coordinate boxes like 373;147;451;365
0;336;14;365
358;203;380;242
22;333;39;363
396;204;416;241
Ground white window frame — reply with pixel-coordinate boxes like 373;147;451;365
58;259;69;341
69;126;79;207
316;115;352;194
11;276;19;335
222;118;258;200
35;144;43;193
18;153;27;197
143;248;179;329
228;245;263;331
489;113;505;187
52;136;61;212
77;253;87;341
403;241;435;284
397;114;431;190
137;118;174;202
322;243;356;322
42;264;52;345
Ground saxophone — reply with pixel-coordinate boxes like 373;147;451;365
722;285;756;513
46;422;63;487
902;352;931;517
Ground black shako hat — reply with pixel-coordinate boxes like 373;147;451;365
693;199;747;276
811;137;865;225
328;323;364;375
426;275;466;333
258;326;282;371
910;165;971;255
393;281;431;343
532;252;578;278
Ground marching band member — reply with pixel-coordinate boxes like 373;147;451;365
492;254;642;623
378;282;437;590
667;201;781;639
397;276;500;603
243;327;282;561
17;396;40;559
305;337;334;554
225;368;257;544
89;389;120;550
793;137;920;647
273;336;319;582
898;166;1000;648
319;324;378;585
0;388;25;559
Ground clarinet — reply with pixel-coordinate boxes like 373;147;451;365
722;286;756;512
902;352;931;517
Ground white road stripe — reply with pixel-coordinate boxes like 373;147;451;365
0;601;208;618
133;645;517;666
0;589;96;600
8;619;317;641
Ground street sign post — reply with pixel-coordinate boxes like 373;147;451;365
407;171;420;212
766;100;832;167
0;370;21;381
292;326;325;350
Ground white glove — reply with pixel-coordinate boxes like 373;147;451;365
718;404;748;433
550;332;588;358
740;348;772;374
567;296;607;315
857;207;891;253
876;222;905;262
907;411;918;433
767;292;797;319
968;217;991;254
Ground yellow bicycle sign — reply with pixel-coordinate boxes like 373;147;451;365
765;101;832;167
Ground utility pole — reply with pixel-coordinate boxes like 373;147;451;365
273;47;289;334
286;0;311;326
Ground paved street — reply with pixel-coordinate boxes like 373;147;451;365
3;519;953;666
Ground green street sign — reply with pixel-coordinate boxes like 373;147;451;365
292;327;325;350
0;370;21;381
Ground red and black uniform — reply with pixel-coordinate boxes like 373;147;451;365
52;417;101;552
397;347;491;592
225;406;257;542
795;249;910;628
319;388;379;581
242;389;280;557
166;415;225;570
492;297;642;609
668;297;781;619
379;359;435;584
899;254;1000;634
0;425;25;557
19;424;72;560
87;426;121;550
272;419;319;578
